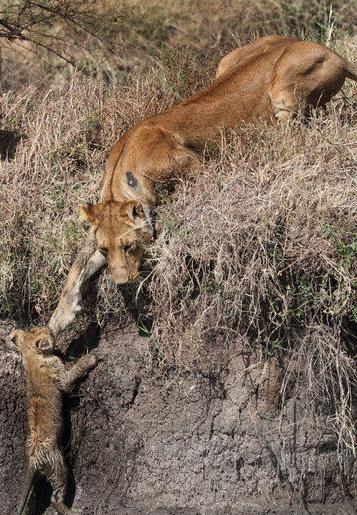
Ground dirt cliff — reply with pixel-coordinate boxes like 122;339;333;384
1;322;355;515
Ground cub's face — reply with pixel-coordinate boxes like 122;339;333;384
80;200;153;284
9;327;54;355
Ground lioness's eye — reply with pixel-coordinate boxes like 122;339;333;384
99;246;108;256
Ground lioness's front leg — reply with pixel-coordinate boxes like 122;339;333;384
48;233;106;336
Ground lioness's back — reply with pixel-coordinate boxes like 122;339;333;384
216;35;297;77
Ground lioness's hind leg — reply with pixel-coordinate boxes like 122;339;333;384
268;84;299;122
215;35;296;78
269;41;348;121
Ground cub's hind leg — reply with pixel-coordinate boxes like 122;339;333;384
45;453;76;515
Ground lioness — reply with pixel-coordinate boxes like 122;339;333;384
49;35;357;335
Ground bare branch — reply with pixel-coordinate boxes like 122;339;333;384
0;1;101;71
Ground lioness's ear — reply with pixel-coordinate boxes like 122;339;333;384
80;203;102;225
126;201;145;222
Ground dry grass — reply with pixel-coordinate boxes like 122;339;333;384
149;111;357;358
0;0;356;485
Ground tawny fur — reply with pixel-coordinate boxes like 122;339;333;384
49;35;357;336
9;327;97;515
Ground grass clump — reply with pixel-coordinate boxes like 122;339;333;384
1;1;356;91
149;114;356;363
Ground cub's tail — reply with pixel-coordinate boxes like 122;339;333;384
345;60;357;81
16;469;37;515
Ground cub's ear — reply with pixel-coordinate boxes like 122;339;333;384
124;201;146;222
7;329;23;351
8;329;23;344
80;203;102;225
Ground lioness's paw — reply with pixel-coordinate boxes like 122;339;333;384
82;353;98;369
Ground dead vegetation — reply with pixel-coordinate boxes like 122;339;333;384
0;0;356;489
148;110;356;462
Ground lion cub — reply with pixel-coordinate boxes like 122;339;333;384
9;326;97;515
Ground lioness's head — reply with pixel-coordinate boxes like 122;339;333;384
9;327;54;355
80;200;153;284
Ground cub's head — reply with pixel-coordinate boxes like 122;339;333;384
80;199;153;284
8;327;54;355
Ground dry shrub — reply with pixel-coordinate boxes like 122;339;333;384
148;108;356;460
230;0;355;39
284;326;356;467
150;112;356;358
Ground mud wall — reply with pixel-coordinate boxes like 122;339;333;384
0;323;355;515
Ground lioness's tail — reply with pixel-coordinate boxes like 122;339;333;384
345;60;357;81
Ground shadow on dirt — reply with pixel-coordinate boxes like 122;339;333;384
0;129;22;160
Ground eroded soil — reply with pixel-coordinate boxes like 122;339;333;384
0;322;355;514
